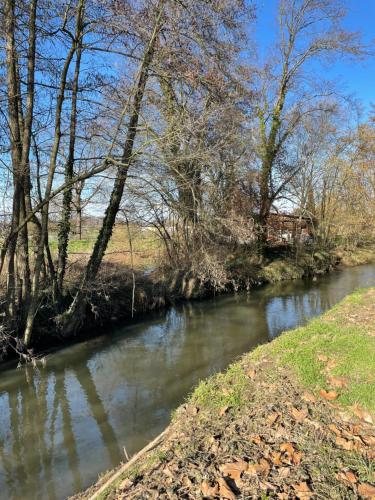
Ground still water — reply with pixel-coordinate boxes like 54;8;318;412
1;264;375;500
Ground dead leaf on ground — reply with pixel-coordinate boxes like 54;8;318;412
338;470;357;485
328;376;348;388
163;465;174;479
278;467;290;479
184;404;199;415
348;424;363;436
118;478;133;491
259;480;276;491
250;434;263;446
280;442;295;455
217;477;236;500
302;391;316;403
267;412;281;426
305;418;322;430
357;482;375;499
317;354;328;362
219;406;231;416
326;359;338;371
362;435;375;447
292;481;313;499
246;458;270;476
182;475;193;488
270;451;283;466
290;407;308;423
320;389;338;401
336;436;353;451
292;451;303;465
220;460;247;481
338;410;353;422
328;423;341;436
246;368;256;379
201;479;219;497
277;492;289;499
353;406;374;425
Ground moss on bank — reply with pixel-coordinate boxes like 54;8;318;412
76;288;375;500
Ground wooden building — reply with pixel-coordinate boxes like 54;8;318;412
266;212;313;244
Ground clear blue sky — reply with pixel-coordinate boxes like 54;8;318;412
253;0;375;115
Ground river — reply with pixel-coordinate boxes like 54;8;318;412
1;263;375;500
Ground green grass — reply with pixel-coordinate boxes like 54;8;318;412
189;287;375;415
255;287;375;413
191;362;248;409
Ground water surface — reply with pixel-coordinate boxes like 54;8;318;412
1;264;375;499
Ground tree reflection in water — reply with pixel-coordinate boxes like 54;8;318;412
0;263;374;500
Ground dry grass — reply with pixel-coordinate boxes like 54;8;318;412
49;224;162;273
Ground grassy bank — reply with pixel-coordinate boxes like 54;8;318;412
78;288;375;499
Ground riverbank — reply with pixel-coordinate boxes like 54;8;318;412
32;246;375;348
1;245;374;362
77;287;375;499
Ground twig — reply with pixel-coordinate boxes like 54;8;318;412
88;429;168;500
124;213;136;318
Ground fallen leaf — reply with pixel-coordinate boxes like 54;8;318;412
317;354;328;362
302;391;316;403
292;482;313;499
280;442;295;455
337;470;357;485
362;435;375;447
278;467;290;479
118;478;133;491
201;479;219;497
251;434;263;446
182;475;193;488
246;458;270;476
338;411;353;422
357;482;375;499
277;493;289;499
220;460;248;481
336;436;353;450
320;389;338;401
267;412;281;426
217;478;236;500
293;482;312;492
292;451;303;465
328;376;347;388
246;368;256;379
291;407;308;423
219;406;231;416
328;423;341;436
185;405;200;415
305;418;322;430
259;480;276;491
163;465;174;478
353;406;374;425
348;424;363;436
342;429;363;443
326;359;338;371
270;451;283;466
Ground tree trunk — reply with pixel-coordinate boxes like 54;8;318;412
4;0;23;325
23;1;82;346
58;1;165;336
57;0;85;297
